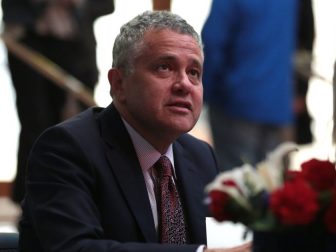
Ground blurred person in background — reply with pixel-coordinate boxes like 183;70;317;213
293;0;315;145
201;0;298;171
1;0;114;204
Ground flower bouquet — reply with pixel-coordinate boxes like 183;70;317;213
206;142;336;252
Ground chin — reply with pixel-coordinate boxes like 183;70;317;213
173;123;195;135
161;116;197;135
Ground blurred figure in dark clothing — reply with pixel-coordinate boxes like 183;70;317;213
1;0;114;204
293;0;315;144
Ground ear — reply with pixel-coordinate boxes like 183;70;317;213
108;68;126;102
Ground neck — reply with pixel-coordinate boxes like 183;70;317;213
116;105;174;154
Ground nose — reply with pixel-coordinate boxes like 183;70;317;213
172;71;192;94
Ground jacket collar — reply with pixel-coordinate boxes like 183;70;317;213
97;103;158;242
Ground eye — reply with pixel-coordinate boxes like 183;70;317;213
188;68;201;79
157;64;171;72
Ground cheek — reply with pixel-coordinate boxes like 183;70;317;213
194;86;203;107
135;86;164;111
142;80;168;104
124;76;154;102
193;88;203;118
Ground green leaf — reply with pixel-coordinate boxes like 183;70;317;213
250;211;278;231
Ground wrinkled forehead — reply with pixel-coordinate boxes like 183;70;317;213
132;29;203;71
141;28;203;55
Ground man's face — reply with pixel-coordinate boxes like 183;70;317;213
115;29;203;145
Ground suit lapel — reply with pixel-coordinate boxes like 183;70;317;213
173;141;207;244
97;104;157;242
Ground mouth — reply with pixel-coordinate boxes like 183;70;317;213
167;101;192;111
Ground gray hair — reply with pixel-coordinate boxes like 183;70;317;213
112;10;203;74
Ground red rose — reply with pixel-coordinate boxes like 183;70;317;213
208;179;242;222
270;179;319;225
325;190;336;233
222;179;237;187
301;159;336;191
208;190;232;222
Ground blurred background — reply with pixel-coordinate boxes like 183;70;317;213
0;0;336;240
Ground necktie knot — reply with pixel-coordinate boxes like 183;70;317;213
155;156;172;179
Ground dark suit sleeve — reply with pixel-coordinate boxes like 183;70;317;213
22;126;199;252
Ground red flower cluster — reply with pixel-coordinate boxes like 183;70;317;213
207;158;336;234
270;159;336;230
270;179;318;225
208;180;239;222
301;158;336;191
270;159;336;233
208;190;232;222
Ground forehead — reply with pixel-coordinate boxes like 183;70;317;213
142;29;202;56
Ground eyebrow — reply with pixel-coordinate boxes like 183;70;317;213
155;55;203;69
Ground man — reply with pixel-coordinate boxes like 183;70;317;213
202;0;298;171
19;11;250;252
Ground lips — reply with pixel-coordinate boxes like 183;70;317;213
167;100;192;111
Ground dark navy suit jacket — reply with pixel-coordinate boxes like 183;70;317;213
19;103;219;251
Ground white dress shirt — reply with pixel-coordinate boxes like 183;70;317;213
122;119;205;252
